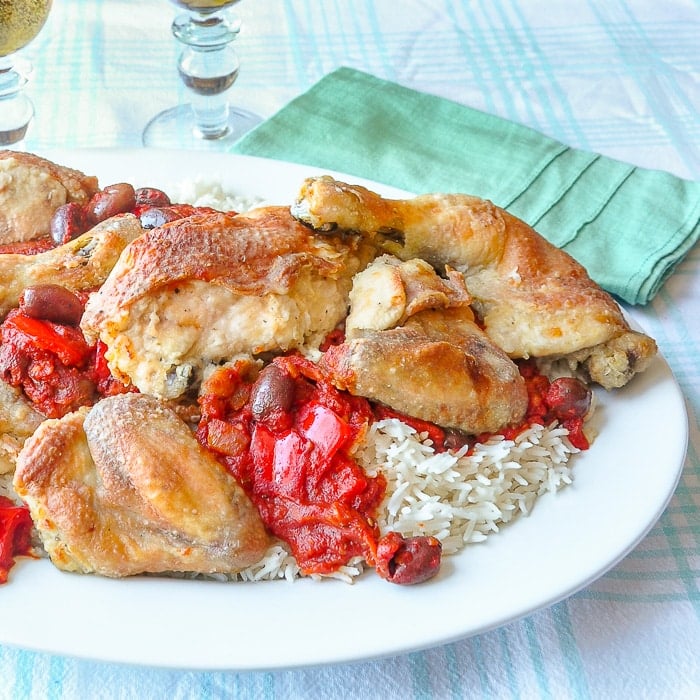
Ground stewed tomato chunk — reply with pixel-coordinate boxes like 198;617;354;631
197;355;443;583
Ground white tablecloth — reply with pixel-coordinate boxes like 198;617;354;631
1;1;698;698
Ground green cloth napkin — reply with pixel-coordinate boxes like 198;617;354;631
232;67;700;305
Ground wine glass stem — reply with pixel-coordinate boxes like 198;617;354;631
0;56;33;146
191;92;230;139
173;10;241;140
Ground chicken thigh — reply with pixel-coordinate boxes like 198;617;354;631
81;207;375;399
321;256;528;434
0;151;98;244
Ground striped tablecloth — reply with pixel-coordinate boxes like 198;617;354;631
2;1;699;698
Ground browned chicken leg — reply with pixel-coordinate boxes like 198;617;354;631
292;176;657;389
0;214;144;319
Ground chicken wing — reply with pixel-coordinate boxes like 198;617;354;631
13;393;270;577
0;214;144;319
292;176;657;389
321;256;528;434
0;151;99;244
81;207;375;399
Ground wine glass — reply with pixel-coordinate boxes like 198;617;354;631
143;0;262;149
0;0;53;147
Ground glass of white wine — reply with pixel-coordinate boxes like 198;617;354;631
143;0;261;149
0;0;53;147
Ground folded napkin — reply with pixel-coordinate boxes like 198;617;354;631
232;67;700;305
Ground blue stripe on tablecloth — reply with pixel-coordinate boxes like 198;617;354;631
480;2;545;129
509;4;592;149
553;601;591;699
492;0;591;149
408;649;430;698
445;642;467;700
282;2;308;82
470;634;491;696
12;648;34;699
448;1;521;121
362;0;396;81
46;653;65;700
585;0;700;173
496;626;519;698
524;616;551;698
443;3;498;115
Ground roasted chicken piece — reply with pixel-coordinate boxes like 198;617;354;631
81;207;375;400
0;214;144;320
343;255;471;336
13;393;270;577
0;151;99;244
321;256;528;434
292;176;657;389
0;380;44;475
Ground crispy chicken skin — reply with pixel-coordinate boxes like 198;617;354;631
322;256;528;434
0;214;144;319
13;393;270;577
0;151;99;244
292;176;657;389
81;207;375;399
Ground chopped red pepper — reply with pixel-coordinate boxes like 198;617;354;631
4;311;91;367
0;309;132;418
0;496;34;584
197;355;389;575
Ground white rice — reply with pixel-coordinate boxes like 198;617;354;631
169;176;265;213
361;419;576;552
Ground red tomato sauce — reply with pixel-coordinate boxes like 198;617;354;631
197;355;442;583
0;236;55;256
197;356;386;574
0;307;132;419
0;496;35;584
505;360;591;451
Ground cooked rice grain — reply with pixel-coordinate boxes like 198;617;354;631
170;177;265;213
356;419;578;556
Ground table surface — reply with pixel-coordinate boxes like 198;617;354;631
2;1;699;698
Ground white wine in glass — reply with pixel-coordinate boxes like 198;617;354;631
0;0;53;146
143;0;261;148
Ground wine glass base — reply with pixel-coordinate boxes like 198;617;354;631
142;103;262;149
0;93;33;147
